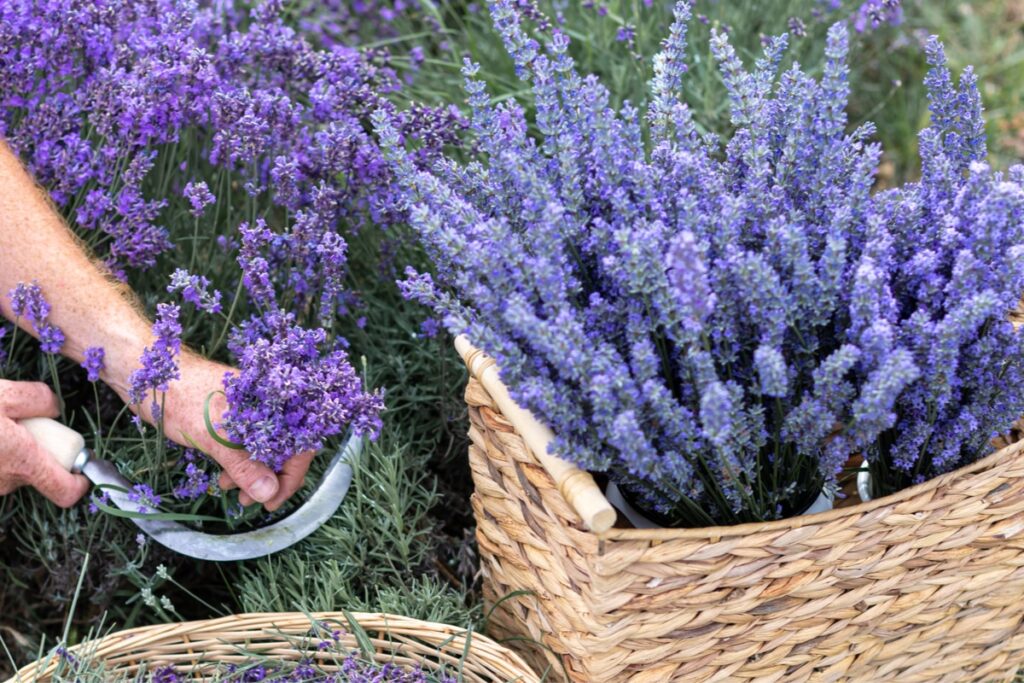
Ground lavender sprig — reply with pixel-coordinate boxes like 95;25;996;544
82;346;105;382
128;304;182;421
8;282;65;354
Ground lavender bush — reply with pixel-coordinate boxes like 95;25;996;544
0;0;461;276
380;0;1024;526
4;0;1024;673
0;0;460;662
0;0;469;468
0;0;471;663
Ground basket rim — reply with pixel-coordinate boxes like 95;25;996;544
8;611;541;683
458;335;1024;542
603;436;1024;541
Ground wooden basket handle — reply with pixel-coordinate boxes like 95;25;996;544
456;335;617;533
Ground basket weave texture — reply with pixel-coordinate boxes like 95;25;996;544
461;344;1024;683
8;612;539;683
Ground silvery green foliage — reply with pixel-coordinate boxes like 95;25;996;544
378;1;1024;525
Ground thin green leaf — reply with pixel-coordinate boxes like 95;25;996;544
204;390;244;450
92;489;224;523
343;610;377;658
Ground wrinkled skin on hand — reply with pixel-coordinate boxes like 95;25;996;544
161;355;315;512
0;379;89;506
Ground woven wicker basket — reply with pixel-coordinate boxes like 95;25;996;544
457;337;1024;683
8;612;540;683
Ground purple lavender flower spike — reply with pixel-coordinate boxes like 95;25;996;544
666;230;714;340
82;346;105;382
754;346;789;398
8;282;65;354
37;323;65;354
129;304;182;418
699;382;734;448
174;461;215;501
183;181;216;218
127;483;162;514
9;282;50;322
853;0;902;33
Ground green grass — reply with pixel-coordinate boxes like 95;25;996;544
2;0;1024;678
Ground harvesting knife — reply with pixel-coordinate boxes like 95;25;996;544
18;417;359;562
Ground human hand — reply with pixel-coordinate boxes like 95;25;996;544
159;354;314;512
0;380;90;507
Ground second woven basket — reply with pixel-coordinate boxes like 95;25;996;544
9;612;540;683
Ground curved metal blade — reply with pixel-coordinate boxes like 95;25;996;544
83;434;361;562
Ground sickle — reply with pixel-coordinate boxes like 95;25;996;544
19;417;359;561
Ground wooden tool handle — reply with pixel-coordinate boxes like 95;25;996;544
18;417;87;472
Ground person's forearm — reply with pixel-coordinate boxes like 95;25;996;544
0;140;153;401
1;141;307;508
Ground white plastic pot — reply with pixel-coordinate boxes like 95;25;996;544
605;481;835;530
857;466;872;502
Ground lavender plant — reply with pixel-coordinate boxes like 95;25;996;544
294;0;447;57
380;0;1024;526
0;0;464;469
0;0;465;669
9;282;65;355
0;0;461;276
851;0;903;33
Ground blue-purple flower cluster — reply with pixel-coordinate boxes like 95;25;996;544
862;38;1024;488
381;0;1024;524
82;346;105;382
168;269;222;315
217;217;385;471
220;307;385;473
128;483;162;514
852;0;902;33
222;308;385;471
0;0;462;278
172;447;218;500
296;0;447;58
